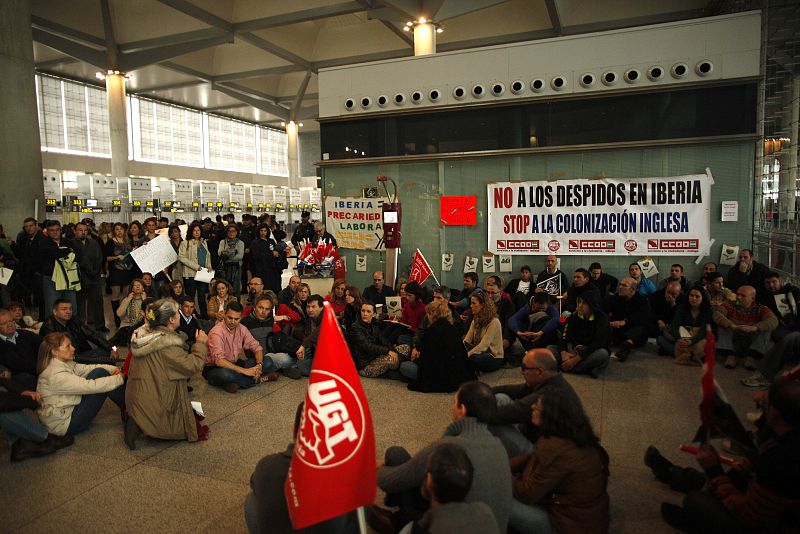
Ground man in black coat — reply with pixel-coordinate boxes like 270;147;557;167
0;309;40;389
39;299;117;365
363;271;396;310
603;277;652;361
291;211;316;253
649;280;685;337
72;222;106;331
504;265;534;310
11;217;43;307
727;249;768;300
563;268;601;314
589;262;619;297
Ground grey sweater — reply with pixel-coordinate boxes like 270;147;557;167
413;501;500;534
378;417;511;533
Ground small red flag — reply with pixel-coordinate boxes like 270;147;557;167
699;326;716;435
409;248;433;284
284;302;376;529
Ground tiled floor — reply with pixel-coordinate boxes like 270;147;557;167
0;342;763;533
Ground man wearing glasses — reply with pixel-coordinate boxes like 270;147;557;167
363;271;395;308
489;348;582;456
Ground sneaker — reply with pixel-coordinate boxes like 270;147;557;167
741;372;769;388
724;354;737;369
223;383;240;393
744;356;757;371
283;367;302;380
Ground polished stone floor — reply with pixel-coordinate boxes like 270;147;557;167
0;341;762;533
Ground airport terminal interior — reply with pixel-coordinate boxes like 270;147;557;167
1;0;800;532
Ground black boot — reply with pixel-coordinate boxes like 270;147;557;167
111;300;121;328
124;417;143;450
644;446;676;483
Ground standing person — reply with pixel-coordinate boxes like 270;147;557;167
290;211;316;253
105;222;134;327
38;220;82;318
178;222;213;319
165;224;183;283
36;332;125;437
124;299;208;450
218;224;244;297
509;389;610;534
142;217;158;243
11;217;44;309
312;222;337;247
249;224;281;293
72;222;106;332
463;292;505;373
127;220;145;248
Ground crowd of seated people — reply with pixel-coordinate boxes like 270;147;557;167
2;214;800;534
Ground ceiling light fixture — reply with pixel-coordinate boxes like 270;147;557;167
403;18;443;33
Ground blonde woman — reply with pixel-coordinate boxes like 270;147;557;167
463;292;505;373
37;332;125;436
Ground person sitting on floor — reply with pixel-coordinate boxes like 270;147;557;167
629;262;657;297
563;268;601;315
244;402;358;534
705;271;736;307
656;285;713;366
713;285;777;371
489;348;583;457
509;389;610;534
658;263;689;292
40;299;118;365
36;332;126;437
276;282;310;338
398;443;500;534
276;275;300;307
759;270;800;343
241;294;302;380
603;277;652;362
556;291;611;378
0;308;41;389
240;277;265;309
399;281;426;335
649;280;685;337
483;277;516;353
348;301;409;379
401;300;475;392
504;265;534;311
124;299;208;450
363;270;395;310
294;295;324;376
204;301;276;393
111;278;146;346
463;292;505;373
372;381;511;533
0;371;74;462
645;380;800;533
324;278;348;320
176;295;204;345
207;279;238;323
507;293;561;351
589;262;618;298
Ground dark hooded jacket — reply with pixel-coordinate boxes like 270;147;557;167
561;290;611;357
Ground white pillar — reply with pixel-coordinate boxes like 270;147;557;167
287;120;299;188
413;22;436;56
105;73;129;181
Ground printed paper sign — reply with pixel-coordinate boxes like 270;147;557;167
721;201;738;222
385;296;402;319
0;267;13;286
637;257;659;278
499;255;513;273
324;196;388;250
482;253;495;273
442;253;454;272
487;173;712;255
355;255;367;272
464;256;478;273
720;244;739;266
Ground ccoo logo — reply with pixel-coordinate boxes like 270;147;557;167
296;370;365;469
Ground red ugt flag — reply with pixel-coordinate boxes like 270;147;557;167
409;248;433;284
285;302;376;529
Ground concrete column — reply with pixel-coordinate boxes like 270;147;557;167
287;120;299;187
105;73;129;181
0;0;45;229
413;22;436;56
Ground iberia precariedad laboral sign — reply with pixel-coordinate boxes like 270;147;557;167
325;196;387;250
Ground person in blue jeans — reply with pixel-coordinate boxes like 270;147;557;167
0;370;74;462
463;292;506;373
36;332;126;437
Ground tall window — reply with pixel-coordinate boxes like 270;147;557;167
131;97;203;166
206;114;256;172
259;127;288;176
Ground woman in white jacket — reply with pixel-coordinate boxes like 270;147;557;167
36;332;125;436
178;222;213;319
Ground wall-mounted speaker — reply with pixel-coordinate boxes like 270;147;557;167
490;82;505;96
453;86;466;99
472;84;485;98
344;98;355;110
530;79;545;92
377;95;388;107
360;96;371;109
579;73;595;88
394;93;406;105
510;80;525;94
429;89;441;102
551;76;566;90
411;91;423;104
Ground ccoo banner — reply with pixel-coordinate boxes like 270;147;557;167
325;196;387;250
487;172;713;256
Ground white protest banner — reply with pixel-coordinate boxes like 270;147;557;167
130;234;177;275
324;196;387;250
487;172;712;255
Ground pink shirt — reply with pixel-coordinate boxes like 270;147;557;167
206;322;262;365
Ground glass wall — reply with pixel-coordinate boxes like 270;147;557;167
35;73;289;177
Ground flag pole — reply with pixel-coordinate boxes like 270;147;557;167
357;506;368;534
